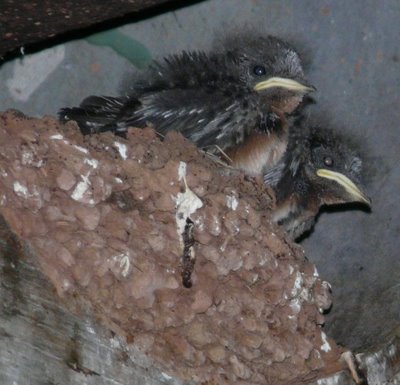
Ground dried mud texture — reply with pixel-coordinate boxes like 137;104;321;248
0;110;345;384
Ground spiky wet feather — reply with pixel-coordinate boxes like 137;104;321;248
59;34;307;152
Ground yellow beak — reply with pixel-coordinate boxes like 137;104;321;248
316;169;371;206
254;77;315;93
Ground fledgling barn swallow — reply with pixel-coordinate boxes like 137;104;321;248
59;35;314;176
264;120;371;239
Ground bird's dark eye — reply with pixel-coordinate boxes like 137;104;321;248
253;65;266;76
323;156;334;167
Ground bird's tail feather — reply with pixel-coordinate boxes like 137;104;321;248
59;96;136;135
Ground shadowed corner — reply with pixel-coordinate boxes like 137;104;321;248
296;202;372;244
319;201;372;215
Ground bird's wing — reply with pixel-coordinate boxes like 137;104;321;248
59;96;138;135
59;51;256;145
263;161;286;186
59;89;254;150
130;88;254;150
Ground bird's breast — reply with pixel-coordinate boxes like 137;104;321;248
271;195;317;239
271;195;299;224
227;131;288;176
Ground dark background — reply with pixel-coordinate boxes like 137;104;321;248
0;0;399;351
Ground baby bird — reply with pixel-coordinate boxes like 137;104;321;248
264;120;371;239
60;35;314;176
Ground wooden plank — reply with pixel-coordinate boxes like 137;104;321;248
0;218;180;385
0;0;172;59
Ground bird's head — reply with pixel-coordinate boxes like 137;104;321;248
265;122;371;209
225;35;315;113
299;128;371;207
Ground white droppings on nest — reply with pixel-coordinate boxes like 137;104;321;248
71;151;99;203
114;141;128;160
177;161;187;181
226;194;239;211
20;151;43;168
50;133;64;140
61;278;72;292
291;271;304;297
21;150;33;165
0;195;6;206
71;175;92;203
194;216;205;232
289;264;295;275
300;287;312;302
289;298;302;314
13;181;40;201
50;135;75;150
250;273;259;284
85;324;96;334
111;252;131;278
388;343;397;358
320;331;331;352
13;181;29;198
174;187;203;236
173;161;203;239
73;144;89;154
211;215;221;235
53;136;90;156
160;372;173;381
84;158;99;169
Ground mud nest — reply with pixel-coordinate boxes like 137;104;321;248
0;110;346;384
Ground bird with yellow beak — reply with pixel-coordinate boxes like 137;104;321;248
60;34;313;177
264;120;371;239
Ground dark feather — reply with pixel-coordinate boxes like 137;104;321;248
266;119;369;240
59;34;309;153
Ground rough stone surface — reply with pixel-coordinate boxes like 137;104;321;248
0;110;345;384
